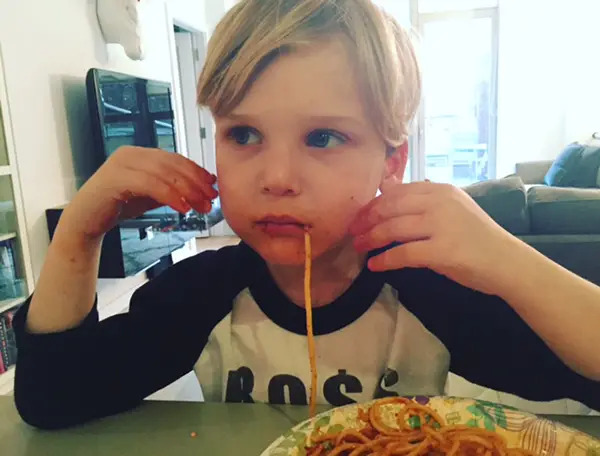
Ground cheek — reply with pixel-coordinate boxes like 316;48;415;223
214;174;242;229
215;152;244;229
315;164;383;218
304;179;379;255
215;144;248;197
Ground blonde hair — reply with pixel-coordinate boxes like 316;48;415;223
197;0;421;147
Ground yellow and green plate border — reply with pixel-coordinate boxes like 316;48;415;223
260;396;600;456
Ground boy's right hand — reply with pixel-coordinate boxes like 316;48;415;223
60;146;218;241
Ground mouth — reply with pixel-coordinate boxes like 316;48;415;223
254;215;310;237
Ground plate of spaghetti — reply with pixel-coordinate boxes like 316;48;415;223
260;396;600;456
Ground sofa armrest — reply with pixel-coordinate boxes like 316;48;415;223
515;160;554;184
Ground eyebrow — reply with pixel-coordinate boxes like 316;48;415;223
221;112;369;130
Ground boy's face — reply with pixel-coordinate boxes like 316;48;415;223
214;36;406;265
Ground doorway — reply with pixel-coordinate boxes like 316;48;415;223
173;26;213;174
171;24;233;237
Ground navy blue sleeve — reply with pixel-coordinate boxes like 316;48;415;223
13;245;247;429
387;268;600;411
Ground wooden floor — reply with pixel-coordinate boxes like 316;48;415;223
196;235;240;252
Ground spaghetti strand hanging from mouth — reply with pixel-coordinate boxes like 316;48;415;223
304;230;317;418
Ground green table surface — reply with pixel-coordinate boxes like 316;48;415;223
1;396;599;455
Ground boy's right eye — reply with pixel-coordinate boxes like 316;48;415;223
227;126;261;145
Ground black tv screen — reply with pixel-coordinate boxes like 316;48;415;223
86;68;177;164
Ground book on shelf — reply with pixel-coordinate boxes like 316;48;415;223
0;308;18;372
0;314;9;372
0;338;4;374
4;311;16;365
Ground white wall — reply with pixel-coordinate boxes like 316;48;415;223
496;0;567;177
496;0;600;177
0;0;225;300
562;1;600;142
169;0;207;29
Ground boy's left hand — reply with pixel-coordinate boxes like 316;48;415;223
350;178;520;295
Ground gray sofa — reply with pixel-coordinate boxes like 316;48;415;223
464;163;600;286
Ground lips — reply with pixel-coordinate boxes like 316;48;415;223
258;215;306;225
255;215;309;237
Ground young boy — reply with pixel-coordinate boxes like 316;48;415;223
14;0;600;429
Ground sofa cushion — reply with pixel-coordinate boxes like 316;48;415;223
464;176;530;234
544;142;600;188
527;186;600;234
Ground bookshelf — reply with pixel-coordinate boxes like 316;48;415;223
0;296;25;315
0;44;34;381
0;232;16;243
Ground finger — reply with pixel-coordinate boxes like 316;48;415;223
353;215;430;252
152;154;219;201
367;181;434;214
351;181;438;234
126;160;216;211
161;149;217;186
367;241;432;272
379;174;401;194
117;147;218;201
380;180;437;196
349;193;431;236
123;169;191;214
161;170;216;212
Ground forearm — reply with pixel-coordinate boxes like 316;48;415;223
27;211;102;334
496;238;600;380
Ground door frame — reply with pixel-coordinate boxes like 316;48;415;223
165;4;234;237
165;5;212;239
173;30;208;171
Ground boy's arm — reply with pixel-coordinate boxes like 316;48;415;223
13;246;241;430
491;238;600;381
353;181;600;384
26;211;103;334
390;267;600;411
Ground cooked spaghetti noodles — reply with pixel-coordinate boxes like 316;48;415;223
305;397;536;456
304;230;317;418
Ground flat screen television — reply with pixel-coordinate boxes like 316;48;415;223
84;68;199;277
86;68;178;163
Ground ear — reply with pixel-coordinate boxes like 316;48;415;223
382;141;409;184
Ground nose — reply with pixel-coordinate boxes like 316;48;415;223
259;143;301;197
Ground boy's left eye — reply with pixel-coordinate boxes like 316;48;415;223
306;130;347;149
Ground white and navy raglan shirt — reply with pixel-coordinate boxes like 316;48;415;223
13;243;600;429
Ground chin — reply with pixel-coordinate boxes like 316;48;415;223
248;237;307;266
242;229;353;267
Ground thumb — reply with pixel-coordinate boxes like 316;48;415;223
380;174;401;195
